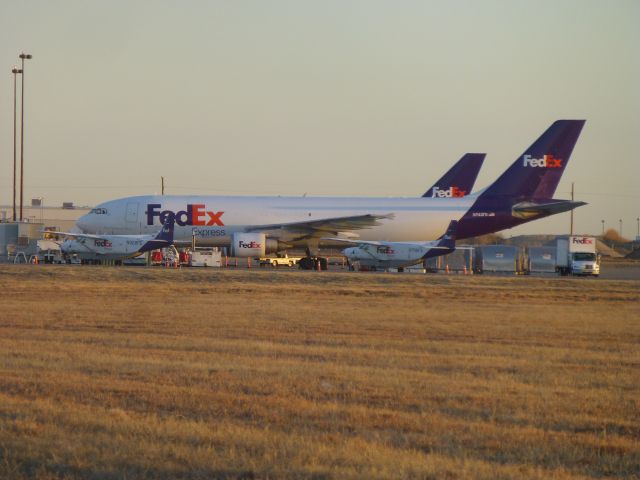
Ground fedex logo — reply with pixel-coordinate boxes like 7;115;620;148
238;241;262;249
94;239;112;248
572;237;593;245
523;154;563;168
145;204;224;227
431;186;466;198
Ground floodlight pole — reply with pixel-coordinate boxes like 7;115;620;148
12;67;22;221
569;182;574;236
19;52;33;222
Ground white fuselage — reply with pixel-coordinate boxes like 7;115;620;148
77;195;475;245
61;236;150;261
344;243;440;269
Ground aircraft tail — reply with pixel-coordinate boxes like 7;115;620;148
421;220;457;260
154;218;175;243
480;120;585;199
139;218;175;253
436;220;457;250
422;153;485;198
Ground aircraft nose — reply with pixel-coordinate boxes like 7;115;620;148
76;213;90;232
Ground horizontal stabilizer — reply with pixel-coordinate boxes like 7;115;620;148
511;200;587;219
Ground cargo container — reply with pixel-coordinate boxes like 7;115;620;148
424;247;473;273
526;246;556;274
473;245;524;274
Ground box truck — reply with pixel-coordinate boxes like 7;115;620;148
556;236;600;276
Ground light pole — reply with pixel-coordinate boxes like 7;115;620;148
601;220;604;236
637;217;639;240
12;67;22;222
619;219;623;238
19;52;33;221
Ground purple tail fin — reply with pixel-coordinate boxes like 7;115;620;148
422;153;485;198
436;220;457;248
139;218;175;253
422;220;457;260
481;120;585;199
154;218;175;243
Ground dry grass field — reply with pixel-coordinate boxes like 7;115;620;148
0;265;638;479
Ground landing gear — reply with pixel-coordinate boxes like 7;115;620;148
298;256;328;270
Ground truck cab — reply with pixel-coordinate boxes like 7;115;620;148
569;251;600;276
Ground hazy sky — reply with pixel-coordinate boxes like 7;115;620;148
1;0;638;237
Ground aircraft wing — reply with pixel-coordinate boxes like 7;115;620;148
246;213;394;240
322;237;385;246
41;230;110;241
322;237;454;249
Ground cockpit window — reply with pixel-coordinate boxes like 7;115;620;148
90;208;108;215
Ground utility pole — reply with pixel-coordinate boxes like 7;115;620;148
569;182;574;236
161;176;165;195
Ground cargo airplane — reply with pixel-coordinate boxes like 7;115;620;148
76;120;586;260
45;219;175;262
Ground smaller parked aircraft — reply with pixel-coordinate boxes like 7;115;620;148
44;219;175;262
330;220;466;271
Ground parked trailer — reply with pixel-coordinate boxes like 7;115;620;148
526;246;556;274
473;245;524;274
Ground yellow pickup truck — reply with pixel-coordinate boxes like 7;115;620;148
259;254;303;268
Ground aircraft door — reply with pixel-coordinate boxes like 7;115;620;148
125;202;139;223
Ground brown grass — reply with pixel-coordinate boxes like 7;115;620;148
0;265;639;479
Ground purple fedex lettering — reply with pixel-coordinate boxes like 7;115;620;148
572;237;593;245
146;204;224;227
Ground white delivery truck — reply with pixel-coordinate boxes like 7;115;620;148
556;236;600;276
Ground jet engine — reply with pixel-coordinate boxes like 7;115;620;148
231;233;282;257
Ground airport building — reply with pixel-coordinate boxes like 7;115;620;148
0;201;90;263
